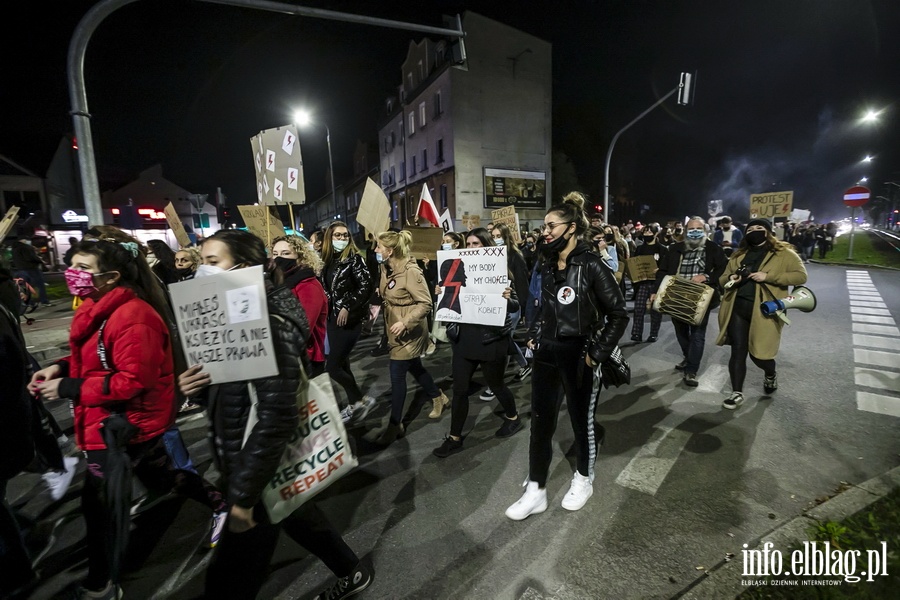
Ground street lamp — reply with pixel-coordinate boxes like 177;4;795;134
862;155;874;162
294;109;337;219
858;177;868;184
861;109;883;123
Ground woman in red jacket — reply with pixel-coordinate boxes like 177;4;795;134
29;239;186;598
271;235;328;377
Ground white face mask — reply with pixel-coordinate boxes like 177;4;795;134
494;238;505;246
375;253;384;263
332;239;349;252
441;243;453;251
146;253;159;269
195;264;239;278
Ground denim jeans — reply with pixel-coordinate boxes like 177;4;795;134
389;358;440;424
671;307;712;375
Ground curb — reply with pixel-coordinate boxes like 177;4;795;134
676;465;900;599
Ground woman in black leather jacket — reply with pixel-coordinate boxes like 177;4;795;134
506;192;629;521
321;221;376;423
178;230;372;600
432;228;524;459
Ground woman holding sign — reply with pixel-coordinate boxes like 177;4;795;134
373;230;450;446
177;230;373;600
321;221;377;424
432;228;524;458
506;192;628;521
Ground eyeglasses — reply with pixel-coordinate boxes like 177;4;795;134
331;232;350;240
540;221;572;232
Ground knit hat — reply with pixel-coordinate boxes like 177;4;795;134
745;218;773;233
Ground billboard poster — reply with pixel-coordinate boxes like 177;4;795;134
483;168;546;209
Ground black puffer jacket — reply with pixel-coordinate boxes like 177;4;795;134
205;283;310;509
528;242;629;364
324;253;373;327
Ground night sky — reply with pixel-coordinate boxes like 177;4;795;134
5;0;900;224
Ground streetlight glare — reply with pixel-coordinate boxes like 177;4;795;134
861;109;882;123
293;109;311;126
862;155;873;162
859;176;868;183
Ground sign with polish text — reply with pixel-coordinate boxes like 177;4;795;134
434;246;508;326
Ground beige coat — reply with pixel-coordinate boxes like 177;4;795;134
380;259;433;360
716;246;807;359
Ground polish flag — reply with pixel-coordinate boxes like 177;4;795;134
416;185;441;227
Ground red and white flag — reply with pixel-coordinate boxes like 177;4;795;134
416;185;440;227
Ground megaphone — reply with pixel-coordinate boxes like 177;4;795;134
760;286;816;324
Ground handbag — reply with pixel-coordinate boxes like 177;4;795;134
431;310;449;343
243;369;358;523
600;345;631;389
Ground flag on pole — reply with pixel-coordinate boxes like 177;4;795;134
439;209;454;232
416;185;440;227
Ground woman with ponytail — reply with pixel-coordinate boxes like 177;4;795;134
505;192;629;521
373;230;449;446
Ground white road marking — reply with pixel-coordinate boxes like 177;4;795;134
850;306;892;316
849;299;888;308
697;363;729;393
852;314;896;325
857;392;900;418
854;367;900;393
854;349;900;369
853;334;900;351
615;426;694;496
852;323;900;336
848;291;883;297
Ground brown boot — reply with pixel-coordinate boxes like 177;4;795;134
375;422;405;446
428;392;450;418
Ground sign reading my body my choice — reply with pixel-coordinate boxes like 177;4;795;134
168;265;278;384
434;246;508;327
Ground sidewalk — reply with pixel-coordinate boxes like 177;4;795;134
21;297;75;364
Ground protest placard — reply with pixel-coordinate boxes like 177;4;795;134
405;227;445;260
434;246;508;326
750;190;793;220
168;265;278;385
164;202;192;248
626;255;658;283
789;208;811;223
356;177;391;235
491;205;521;242
250;125;306;206
237;205;286;245
461;213;481;230
0;206;20;244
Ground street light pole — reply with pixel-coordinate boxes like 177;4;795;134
324;123;336;219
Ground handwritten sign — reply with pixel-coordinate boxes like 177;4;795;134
490;205;521;243
163;202;192;248
750;190;793;220
250;125;306;205
168;265;278;385
0;206;20;244
237;205;286;245
434;246;508;326
356;177;391;235
461;213;481;231
404;227;445;260
626;255;658;283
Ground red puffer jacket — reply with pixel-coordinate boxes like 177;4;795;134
59;286;176;450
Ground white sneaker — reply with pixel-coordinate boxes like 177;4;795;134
340;405;354;424
479;388;495;401
505;481;547;521
561;472;593;511
209;511;228;548
42;456;79;501
350;395;377;424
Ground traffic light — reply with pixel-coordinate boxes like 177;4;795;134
594;205;603;213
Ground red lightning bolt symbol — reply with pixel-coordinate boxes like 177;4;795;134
267;155;274;168
443;259;463;308
287;135;293;144
276;184;282;195
290;172;296;184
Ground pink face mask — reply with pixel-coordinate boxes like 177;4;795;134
65;268;99;297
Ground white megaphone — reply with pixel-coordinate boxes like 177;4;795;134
760;286;816;325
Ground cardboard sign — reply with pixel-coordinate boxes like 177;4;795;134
626;254;658;283
237;205;286;245
490;205;521;243
404;227;445;260
164;202;192;248
750;190;793;220
789;208;811;223
250;125;306;205
357;177;391;235
0;206;20;244
434;246;509;326
461;213;481;231
169;265;278;385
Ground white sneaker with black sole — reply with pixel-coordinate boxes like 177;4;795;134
722;391;744;410
514;365;532;381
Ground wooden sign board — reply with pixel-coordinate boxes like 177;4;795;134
357;177;391;235
0;206;20;244
237;205;286;245
490;205;521;243
461;214;481;231
749;190;793;220
626;255;658;283
164;202;192;248
404;227;445;260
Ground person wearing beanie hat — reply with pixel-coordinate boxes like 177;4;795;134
715;220;807;409
713;216;743;258
650;216;728;388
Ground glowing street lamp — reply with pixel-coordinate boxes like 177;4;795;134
293;109;337;218
862;155;874;162
858;176;868;184
861;109;882;123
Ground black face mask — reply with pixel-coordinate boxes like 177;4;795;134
746;230;768;246
674;229;683;235
604;233;615;243
274;256;298;273
642;235;655;243
175;267;193;278
540;231;572;257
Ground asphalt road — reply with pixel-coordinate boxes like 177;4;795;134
8;262;899;600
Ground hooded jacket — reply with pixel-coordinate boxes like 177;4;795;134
529;242;629;364
204;283;310;509
57;286;176;450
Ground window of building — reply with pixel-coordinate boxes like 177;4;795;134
436;138;444;163
440;184;448;210
422;149;428;170
408;112;415;136
384;137;389;153
433;91;443;117
382;170;389;186
407;72;413;90
419;102;426;128
400;161;406;181
411;155;417;174
390;166;395;185
386;99;393;114
418;59;424;80
390;131;396;148
392;200;399;222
